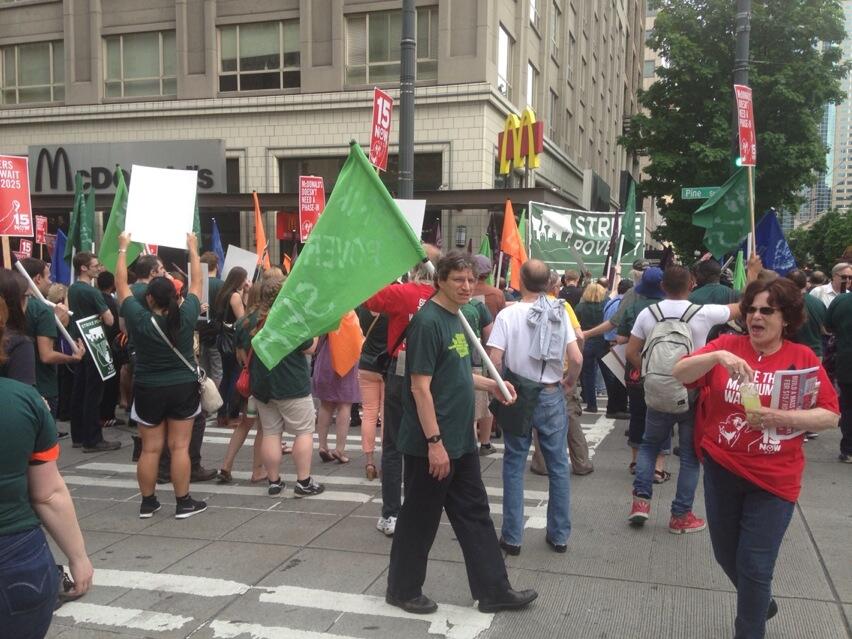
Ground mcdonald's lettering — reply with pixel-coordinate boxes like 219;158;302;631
497;107;544;175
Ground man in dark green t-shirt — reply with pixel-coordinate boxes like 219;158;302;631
67;252;120;452
198;252;224;386
689;259;738;305
386;251;537;616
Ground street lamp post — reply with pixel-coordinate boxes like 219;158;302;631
398;0;416;200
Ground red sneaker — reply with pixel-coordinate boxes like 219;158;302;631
629;496;650;525
668;511;707;534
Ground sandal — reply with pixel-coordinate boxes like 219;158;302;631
332;450;350;464
629;462;637;475
216;469;234;484
654;469;672;484
318;448;334;463
365;463;378;480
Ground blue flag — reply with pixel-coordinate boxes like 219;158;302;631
51;229;71;285
211;218;225;277
755;210;796;275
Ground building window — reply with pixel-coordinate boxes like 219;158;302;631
549;89;558;140
497;25;513;99
0;41;64;105
345;7;438;85
550;2;562;60
105;32;175;98
529;0;541;31
526;62;537;108
219;21;300;92
643;59;655;78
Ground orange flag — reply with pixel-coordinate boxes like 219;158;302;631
328;311;364;377
500;199;527;290
253;191;271;270
282;254;292;274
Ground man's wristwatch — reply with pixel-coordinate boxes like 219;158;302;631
426;434;442;444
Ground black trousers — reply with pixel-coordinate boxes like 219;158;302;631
387;452;511;602
70;355;105;447
380;371;404;518
160;412;207;475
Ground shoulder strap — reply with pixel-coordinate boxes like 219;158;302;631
680;303;702;323
364;314;381;340
649;303;664;322
150;316;201;382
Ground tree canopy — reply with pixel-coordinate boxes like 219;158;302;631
788;209;852;269
621;0;848;259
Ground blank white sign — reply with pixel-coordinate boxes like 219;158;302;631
222;244;258;282
393;199;426;238
125;165;197;249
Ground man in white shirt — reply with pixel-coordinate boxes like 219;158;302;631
488;260;583;555
809;262;852;308
625;265;740;534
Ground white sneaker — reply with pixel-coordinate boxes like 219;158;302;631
376;516;397;536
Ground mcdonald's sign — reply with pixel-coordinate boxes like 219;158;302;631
497;107;544;175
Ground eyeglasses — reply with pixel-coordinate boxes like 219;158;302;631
839;275;852;281
746;306;777;316
87;262;101;269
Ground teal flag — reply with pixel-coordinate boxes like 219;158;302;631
252;142;427;369
63;172;85;266
99;168;144;273
478;234;493;284
693;168;751;259
620;179;639;256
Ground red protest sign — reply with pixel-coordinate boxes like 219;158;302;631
45;233;57;258
369;88;393;171
734;84;756;166
19;238;33;258
298;176;325;242
35;215;48;244
0;155;34;237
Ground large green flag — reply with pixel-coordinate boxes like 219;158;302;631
63;172;85;266
193;197;202;250
693;168;751;259
80;182;95;252
99;167;143;273
252;142;427;369
733;249;747;292
620;179;639;256
478;234;493;284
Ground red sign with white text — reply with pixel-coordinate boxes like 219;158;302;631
0;155;34;237
734;84;756;166
299;176;325;242
369;88;393;171
35;215;47;244
19;238;33;258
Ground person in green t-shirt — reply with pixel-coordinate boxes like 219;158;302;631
68;251;119;452
386;251;537;616
689;259;739;305
785;269;826;358
198;251;225;386
116;232;208;521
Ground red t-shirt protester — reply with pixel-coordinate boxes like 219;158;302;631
365;283;435;356
685;334;838;502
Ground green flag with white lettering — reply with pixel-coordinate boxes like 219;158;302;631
252;142;427;369
693;168;751;259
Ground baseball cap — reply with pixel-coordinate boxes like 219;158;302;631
632;259;650;272
473;254;492;277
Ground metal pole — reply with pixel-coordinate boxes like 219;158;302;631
398;0;416;199
731;0;751;166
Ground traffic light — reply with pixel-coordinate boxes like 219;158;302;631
734;156;744;167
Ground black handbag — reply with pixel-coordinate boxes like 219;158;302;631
488;368;546;437
216;323;236;358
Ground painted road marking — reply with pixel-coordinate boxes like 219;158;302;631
55;602;191;632
210;620;364;639
95;568;250;596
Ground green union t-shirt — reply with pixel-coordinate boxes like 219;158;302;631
0;378;57;536
67;280;108;339
398;299;476;459
25;297;58;399
244;311;313;403
689;282;738;305
120;293;201;387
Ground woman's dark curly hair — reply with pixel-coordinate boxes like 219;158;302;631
739;277;804;340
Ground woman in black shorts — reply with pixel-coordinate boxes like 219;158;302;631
116;232;207;519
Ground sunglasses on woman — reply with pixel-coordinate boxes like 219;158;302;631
745;306;777;316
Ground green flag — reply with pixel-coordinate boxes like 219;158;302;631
99;167;143;273
478;234;493;285
193;196;202;251
63;172;85;265
693;168;751;259
733;250;747;292
620;179;639;256
80;182;95;252
252;142;427;369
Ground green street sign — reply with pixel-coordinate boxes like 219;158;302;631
681;186;720;200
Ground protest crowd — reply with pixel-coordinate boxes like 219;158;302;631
0;156;848;639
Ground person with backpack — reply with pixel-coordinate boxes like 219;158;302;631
625;265;741;533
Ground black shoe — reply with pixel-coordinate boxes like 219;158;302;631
268;479;284;496
175;496;207;519
605;411;631;420
82;440;121;453
767;598;778;621
57;431;69;440
584;407;598;414
139;496;161;519
499;537;521;556
190;466;218;482
385;592;438;615
545;535;567;553
478;588;538;613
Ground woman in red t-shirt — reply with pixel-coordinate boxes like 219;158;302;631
673;278;839;639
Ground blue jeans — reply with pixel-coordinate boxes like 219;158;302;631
633;407;699;516
501;387;571;546
703;454;794;639
0;527;59;639
580;338;608;411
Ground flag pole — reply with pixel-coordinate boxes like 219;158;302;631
495;250;505;287
14;261;82;355
1;237;10;269
747;165;756;256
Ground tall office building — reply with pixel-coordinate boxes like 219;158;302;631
830;0;852;215
798;103;834;227
0;0;646;263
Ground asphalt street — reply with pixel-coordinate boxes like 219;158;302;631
45;407;851;639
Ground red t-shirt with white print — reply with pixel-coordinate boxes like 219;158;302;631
685;334;839;502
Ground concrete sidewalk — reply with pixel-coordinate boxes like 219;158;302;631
45;413;851;639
